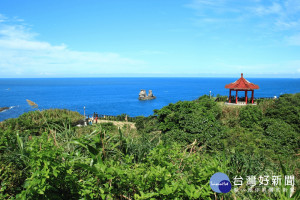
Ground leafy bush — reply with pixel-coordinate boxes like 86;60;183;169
18;133;80;200
257;98;275;115
0;161;28;199
99;122;117;132
216;94;228;102
155;97;224;148
0;109;83;136
266;93;300;132
239;105;262;128
73;138;220;199
261;118;299;155
220;105;240;128
135;116;159;134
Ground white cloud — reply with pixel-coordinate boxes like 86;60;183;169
250;0;300;30
275;20;300;29
0;38;66;51
285;34;300;46
0;15;145;77
0;14;6;22
186;0;300;47
187;0;224;8
0;24;36;39
140;50;166;55
187;0;300;27
224;62;300;75
186;0;240;16
253;2;282;16
284;0;300;14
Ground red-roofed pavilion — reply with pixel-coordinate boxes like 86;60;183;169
225;73;259;104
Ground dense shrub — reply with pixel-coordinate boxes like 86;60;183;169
154;96;224;148
261;118;299;155
257;98;275;115
18;133;80;200
135;116;159;134
0;109;83;136
72;139;221;199
215;94;228;102
265;93;300;132
100;122;117;132
239;105;262;128
0;161;28;199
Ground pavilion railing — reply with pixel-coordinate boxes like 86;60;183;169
215;96;277;103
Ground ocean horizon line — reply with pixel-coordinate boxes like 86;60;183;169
0;76;299;79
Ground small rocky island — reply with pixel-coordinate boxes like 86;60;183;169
139;89;156;100
0;107;9;112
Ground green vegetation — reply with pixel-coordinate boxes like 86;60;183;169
0;94;299;199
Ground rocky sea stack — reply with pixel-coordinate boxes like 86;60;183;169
139;89;156;100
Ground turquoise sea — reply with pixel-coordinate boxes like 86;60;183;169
0;78;300;121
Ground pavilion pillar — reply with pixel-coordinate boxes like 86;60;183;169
245;91;248;104
251;90;254;104
236;90;238;104
229;89;232;103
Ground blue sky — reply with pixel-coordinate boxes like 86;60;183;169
0;0;300;78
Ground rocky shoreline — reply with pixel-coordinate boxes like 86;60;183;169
0;107;9;112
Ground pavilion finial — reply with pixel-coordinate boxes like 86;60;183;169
241;73;243;78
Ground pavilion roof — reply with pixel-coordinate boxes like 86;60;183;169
225;73;259;90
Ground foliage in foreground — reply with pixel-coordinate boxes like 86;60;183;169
0;94;299;199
